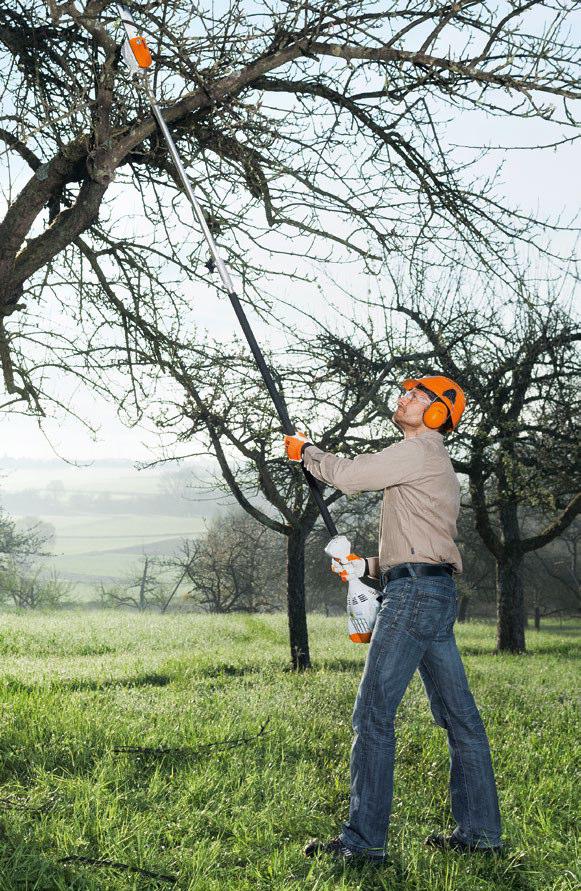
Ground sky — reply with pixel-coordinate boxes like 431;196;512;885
1;6;579;466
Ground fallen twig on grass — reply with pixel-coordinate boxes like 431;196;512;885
0;792;58;812
112;718;271;757
0;796;37;811
59;855;177;884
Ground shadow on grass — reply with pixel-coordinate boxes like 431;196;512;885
0;742;104;787
2;663;276;691
293;853;407;890
464;849;536;891
194;662;263;679
0;823;96;890
457;644;579;658
291;838;540;891
0;673;172;694
535;623;581;634
310;658;363;674
524;646;580;658
355;849;535;891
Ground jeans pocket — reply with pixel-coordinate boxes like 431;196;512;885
378;580;410;625
409;586;455;641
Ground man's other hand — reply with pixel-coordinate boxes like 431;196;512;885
331;554;367;582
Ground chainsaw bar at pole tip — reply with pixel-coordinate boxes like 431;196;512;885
117;3;153;71
116;7;235;295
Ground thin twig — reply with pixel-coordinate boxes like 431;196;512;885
59;855;177;884
113;719;270;757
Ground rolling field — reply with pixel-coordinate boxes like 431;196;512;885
2;458;212;601
44;515;207;601
1;466;164;496
0;613;578;890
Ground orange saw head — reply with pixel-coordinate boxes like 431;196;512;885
118;4;153;69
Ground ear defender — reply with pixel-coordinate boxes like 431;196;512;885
423;401;449;429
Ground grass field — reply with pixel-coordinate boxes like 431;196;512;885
0;613;578;890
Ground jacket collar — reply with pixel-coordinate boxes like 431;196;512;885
411;430;444;443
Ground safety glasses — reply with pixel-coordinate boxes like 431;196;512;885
399;386;435;406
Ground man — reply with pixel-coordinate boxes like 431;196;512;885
284;375;502;862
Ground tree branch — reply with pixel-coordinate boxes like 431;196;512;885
522;494;581;553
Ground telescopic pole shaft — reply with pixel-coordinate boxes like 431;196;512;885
137;79;338;536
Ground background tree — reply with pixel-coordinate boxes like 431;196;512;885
98;555;176;610
0;507;50;562
0;562;71;609
525;517;581;620
0;504;68;607
368;278;581;653
180;509;285;614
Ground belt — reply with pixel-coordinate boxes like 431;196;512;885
381;562;454;586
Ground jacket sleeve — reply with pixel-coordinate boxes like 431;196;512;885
302;439;423;495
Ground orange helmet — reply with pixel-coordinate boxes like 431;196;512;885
401;375;466;430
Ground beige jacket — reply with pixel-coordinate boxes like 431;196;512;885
303;430;462;574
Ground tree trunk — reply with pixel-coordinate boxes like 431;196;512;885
496;552;526;653
458;594;469;623
139;557;148;612
287;527;311;670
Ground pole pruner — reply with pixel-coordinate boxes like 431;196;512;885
115;5;380;643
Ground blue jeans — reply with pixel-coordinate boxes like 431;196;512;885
340;567;502;859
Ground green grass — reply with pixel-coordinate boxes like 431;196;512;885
0;614;578;890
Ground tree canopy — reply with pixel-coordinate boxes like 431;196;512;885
1;0;579;413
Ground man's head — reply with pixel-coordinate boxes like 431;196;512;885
392;375;465;437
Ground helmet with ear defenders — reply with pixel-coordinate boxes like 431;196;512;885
401;375;466;430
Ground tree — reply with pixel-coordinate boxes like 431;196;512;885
0;561;71;609
0;507;49;561
376;280;580;653
1;0;579;413
525;517;580;614
0;505;68;607
154;321;431;667
17;516;56;549
1;0;579;658
454;499;497;622
98;555;176;610
180;509;285;613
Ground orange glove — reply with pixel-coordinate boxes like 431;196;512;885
284;431;312;461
